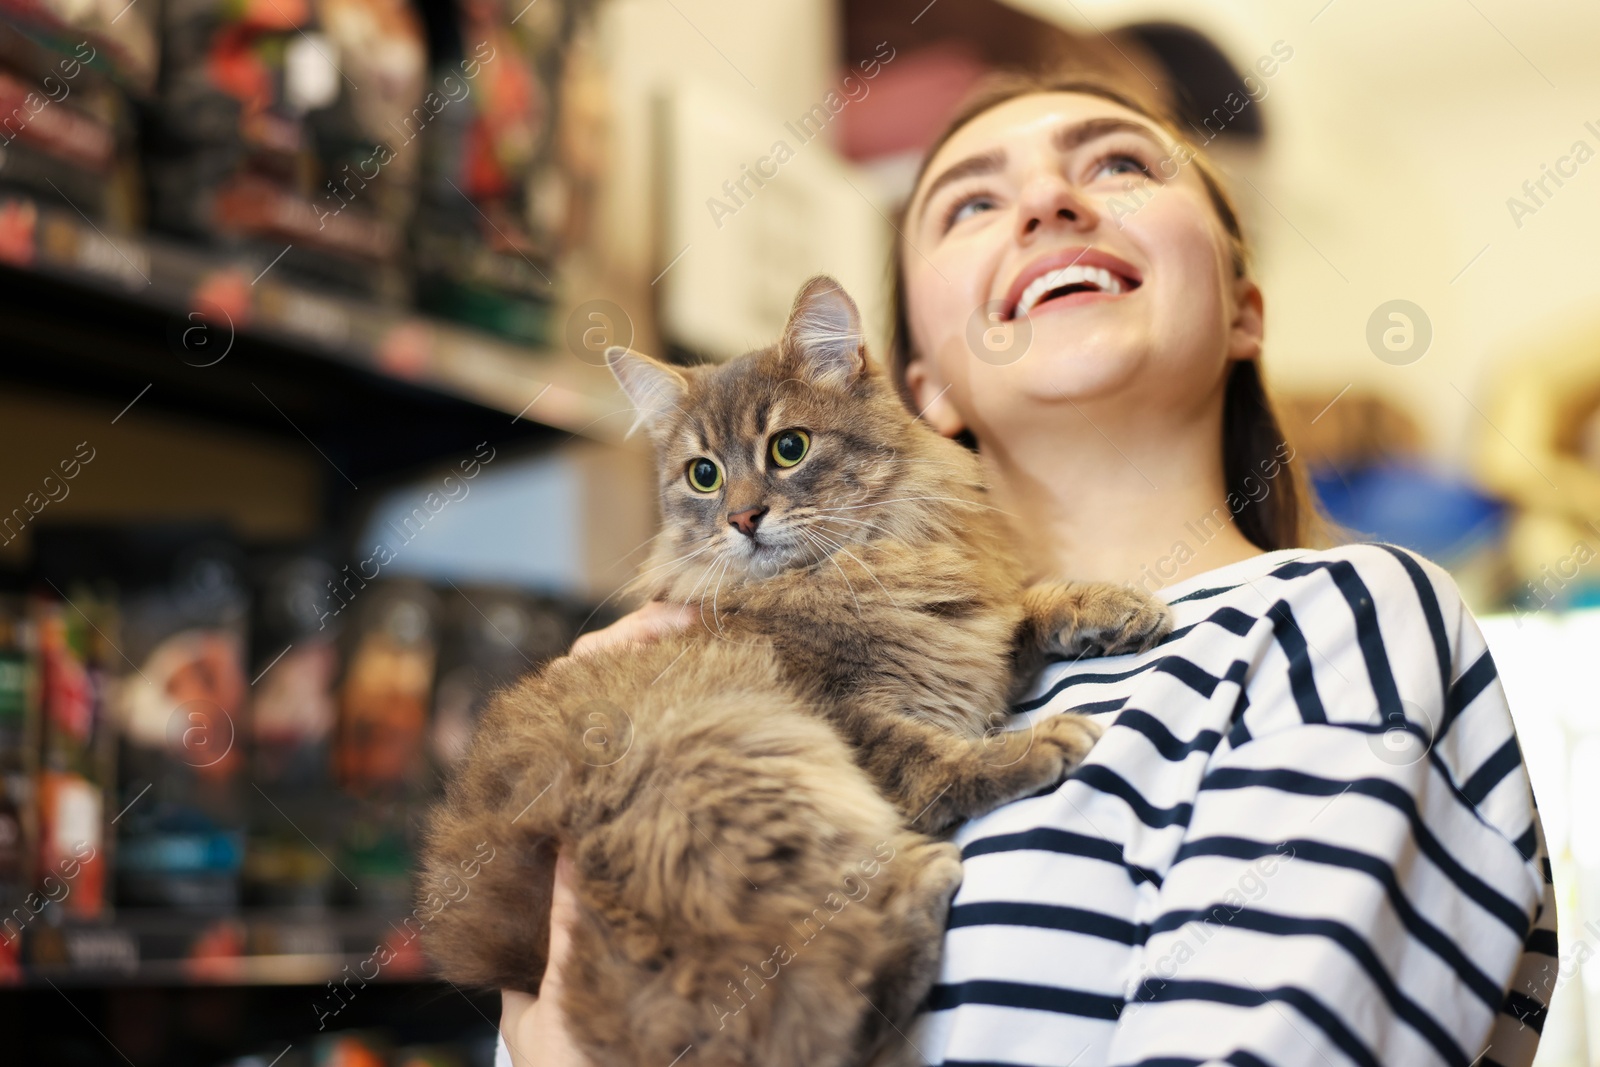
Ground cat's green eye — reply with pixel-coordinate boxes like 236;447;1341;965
686;457;723;493
769;429;810;469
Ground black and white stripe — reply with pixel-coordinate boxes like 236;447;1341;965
911;543;1556;1067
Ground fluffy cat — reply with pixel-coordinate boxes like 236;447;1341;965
419;276;1170;1067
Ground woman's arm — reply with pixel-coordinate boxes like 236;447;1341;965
499;853;589;1067
1104;545;1556;1067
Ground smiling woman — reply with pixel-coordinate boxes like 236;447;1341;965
875;70;1557;1067
889;73;1300;568
497;69;1557;1067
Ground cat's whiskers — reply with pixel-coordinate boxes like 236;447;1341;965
799;527;863;618
624;538;725;601
573;537;721;635
609;526;676;567
805;526;899;606
695;551;735;637
809;514;895;541
710;552;736;635
812;495;1011;516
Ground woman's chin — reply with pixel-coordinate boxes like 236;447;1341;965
1004;341;1147;404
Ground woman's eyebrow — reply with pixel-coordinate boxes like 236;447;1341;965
914;148;1005;222
1053;116;1164;152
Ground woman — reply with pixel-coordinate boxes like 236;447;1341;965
498;72;1555;1067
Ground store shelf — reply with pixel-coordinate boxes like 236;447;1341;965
0;189;630;484
18;908;440;988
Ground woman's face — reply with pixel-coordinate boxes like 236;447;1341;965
902;91;1261;442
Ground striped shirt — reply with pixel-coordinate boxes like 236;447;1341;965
911;542;1557;1067
491;542;1555;1067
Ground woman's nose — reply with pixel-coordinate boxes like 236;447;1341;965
1014;173;1096;242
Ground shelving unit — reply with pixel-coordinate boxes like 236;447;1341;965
0;189;621;1066
0;189;629;488
21;907;437;988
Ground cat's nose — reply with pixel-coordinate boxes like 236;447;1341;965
727;506;769;538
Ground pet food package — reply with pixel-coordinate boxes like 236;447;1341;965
243;548;342;907
28;586;115;921
410;0;593;343
430;584;570;769
37;526;251;911
0;594;37;975
147;0;426;299
334;579;437;908
0;0;157;224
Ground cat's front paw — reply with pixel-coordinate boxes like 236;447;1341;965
1041;582;1172;659
1033;712;1104;774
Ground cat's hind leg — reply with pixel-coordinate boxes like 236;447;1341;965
854;836;964;1066
419;670;580;994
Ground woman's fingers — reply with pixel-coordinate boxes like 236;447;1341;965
498;990;538;1067
498;851;589;1067
569;601;695;658
541;851;580;996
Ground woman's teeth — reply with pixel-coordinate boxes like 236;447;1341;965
1016;265;1126;317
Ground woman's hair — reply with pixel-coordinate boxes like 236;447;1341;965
886;70;1317;552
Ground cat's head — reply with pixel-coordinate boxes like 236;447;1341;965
608;276;956;598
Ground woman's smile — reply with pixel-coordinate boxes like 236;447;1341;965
1001;245;1144;320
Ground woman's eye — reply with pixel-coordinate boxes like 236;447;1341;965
769;429;810;468
686;457;723;492
944;194;996;230
1092;153;1151;181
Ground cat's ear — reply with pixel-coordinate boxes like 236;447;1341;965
782;275;866;388
606;346;687;437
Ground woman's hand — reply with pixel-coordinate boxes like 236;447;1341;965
569;601;696;658
499;852;588;1067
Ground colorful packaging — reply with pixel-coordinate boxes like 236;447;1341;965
31;591;113;919
244;550;342;907
335;580;437;908
147;0;426;298
32;526;252;912
430;584;569;768
411;0;596;342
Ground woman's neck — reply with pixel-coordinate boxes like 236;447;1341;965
978;404;1267;593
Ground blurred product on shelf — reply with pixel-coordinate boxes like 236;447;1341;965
334;581;438;910
246;548;344;908
0;0;609;334
0;517;593;986
32;582;116;921
147;0;427;299
38;526;251;912
411;0;595;343
0;1;146;234
0;0;158;90
0;0;158;214
429;584;570;769
336;580;437;794
224;1027;493;1067
0;594;38;981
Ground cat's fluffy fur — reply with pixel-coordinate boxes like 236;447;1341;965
420;277;1169;1067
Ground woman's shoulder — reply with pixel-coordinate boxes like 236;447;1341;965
1190;540;1474;641
1205;543;1536;828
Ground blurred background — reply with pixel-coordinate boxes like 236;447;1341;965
0;0;1597;1063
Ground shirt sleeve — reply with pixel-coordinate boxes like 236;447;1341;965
1101;543;1556;1067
